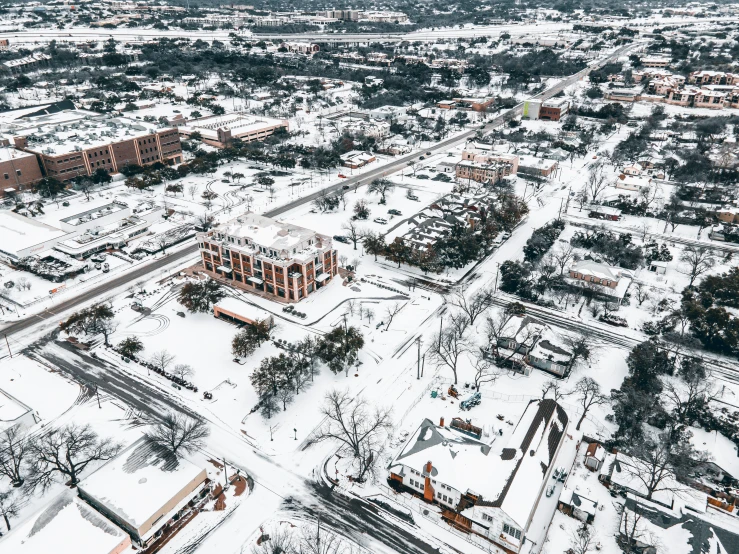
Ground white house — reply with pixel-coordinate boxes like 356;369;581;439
388;399;569;553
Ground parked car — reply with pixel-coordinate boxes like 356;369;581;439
338;174;347;178
407;194;420;201
600;314;628;327
102;262;109;273
546;484;556;497
333;235;350;243
373;217;388;225
388;209;402;216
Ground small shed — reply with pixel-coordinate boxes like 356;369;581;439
649;261;668;275
584;442;606;472
558;488;598;523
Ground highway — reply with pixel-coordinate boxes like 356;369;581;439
1;16;734;45
0;42;636;342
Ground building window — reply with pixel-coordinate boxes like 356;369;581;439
15;169;21;176
503;524;521;540
3;173;7;180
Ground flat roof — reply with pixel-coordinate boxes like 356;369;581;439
181;112;286;140
0;145;36;162
0;210;66;256
214;212;325;254
1;490;130;554
78;438;206;532
24;115;171;157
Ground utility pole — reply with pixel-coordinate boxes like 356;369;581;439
4;334;11;358
416;337;421;379
223;458;230;490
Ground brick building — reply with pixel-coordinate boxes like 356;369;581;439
13;113;182;182
196;213;338;303
0;146;43;196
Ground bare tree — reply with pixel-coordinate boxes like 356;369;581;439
429;315;471;384
351;257;361;272
341;220;364;251
638;183;662;212
618;504;659;554
448;286;494;325
276;385;295;411
633;282;650;306
0;425;30;487
251;524;296;554
98;318;118;346
26;424;121;490
663;362;712;424
586;161;609;204
622;427;703;501
187;184;198;199
365;308;375;327
298;522;355;554
541;380;570;402
552;243;577;275
569;522;597;554
384;302;404;331
472;353;502;391
483;308;516;358
574;377;608;430
150;350;176;373
0;490;20;534
172;363;194;382
144;412;210;456
314;390;392;482
679;246;715;287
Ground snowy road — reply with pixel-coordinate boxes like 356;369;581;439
24;340;449;554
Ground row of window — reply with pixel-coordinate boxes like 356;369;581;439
503;524;521;540
408;478;424;491
3;169;21;179
48;154;83;164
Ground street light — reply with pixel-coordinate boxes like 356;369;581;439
293;428;297;440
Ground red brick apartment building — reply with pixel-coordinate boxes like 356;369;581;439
196;213;338;302
16;115;182;182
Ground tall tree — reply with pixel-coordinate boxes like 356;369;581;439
144;413;210;456
178;280;225;313
574;377;608;431
26;424;120;490
0;425;29;487
367;178;395;204
679;246;715;287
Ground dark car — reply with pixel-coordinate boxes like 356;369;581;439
388;209;402;216
333;235;350;244
342;184;350;190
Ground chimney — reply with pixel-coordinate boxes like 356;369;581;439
439;417;444;427
425;461;432;474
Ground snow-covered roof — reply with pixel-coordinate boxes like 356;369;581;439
392;400;568;530
1;490;130;554
0;387;35;432
212;212;329;255
0;210;66;259
78;438;206;534
214;296;273;322
569;260;623;281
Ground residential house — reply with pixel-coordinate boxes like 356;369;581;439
388;399;569;553
497;315;573;377
340;150;376;169
615;174;653;191
567;260;633;301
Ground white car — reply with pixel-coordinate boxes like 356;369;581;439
374;217;388;225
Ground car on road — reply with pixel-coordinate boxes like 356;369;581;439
338;174;347;178
419;155;425;160
426;151;432;156
388;209;402;216
333;235;351;243
374;217;388;225
342;184;350;190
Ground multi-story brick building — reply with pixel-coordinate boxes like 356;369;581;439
196;213;338;303
0;146;43;196
13;112;182;182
